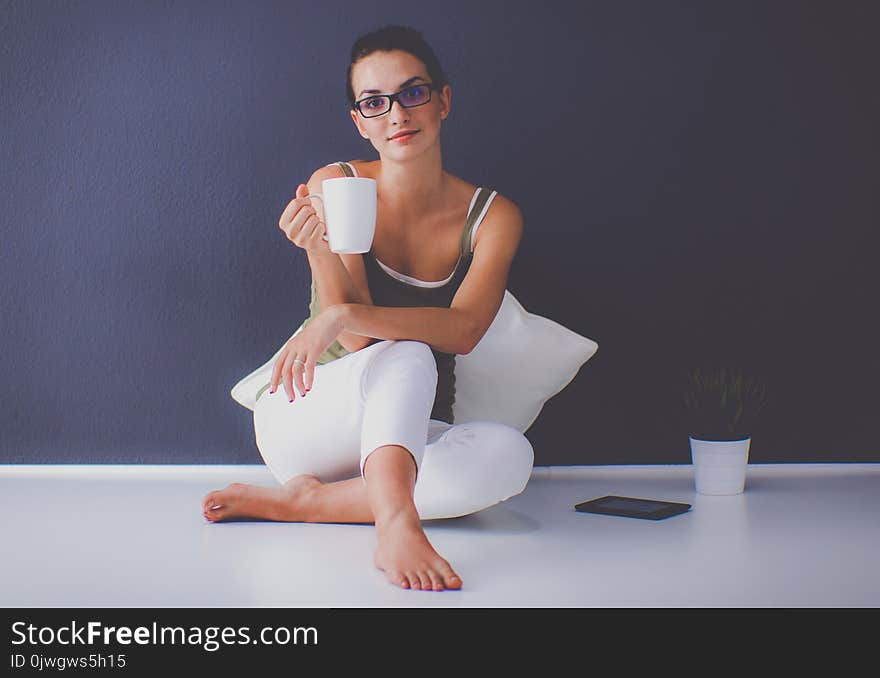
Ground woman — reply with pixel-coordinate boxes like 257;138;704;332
202;26;533;592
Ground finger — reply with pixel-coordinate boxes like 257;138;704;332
309;195;325;223
307;220;327;247
304;355;317;392
293;213;321;248
270;346;289;393
302;218;327;251
278;196;314;230
295;183;309;200
281;352;296;402
285;205;317;242
292;358;306;398
284;202;315;233
278;199;297;228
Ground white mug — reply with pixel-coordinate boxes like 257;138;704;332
309;177;377;254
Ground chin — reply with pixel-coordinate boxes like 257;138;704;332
385;132;437;156
382;144;421;160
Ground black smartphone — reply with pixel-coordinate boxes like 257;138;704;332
574;495;691;520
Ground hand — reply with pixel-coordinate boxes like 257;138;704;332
278;183;329;253
269;306;346;401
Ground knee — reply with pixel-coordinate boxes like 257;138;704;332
389;340;435;364
252;392;356;484
470;421;534;493
414;422;533;519
383;340;438;382
494;424;534;488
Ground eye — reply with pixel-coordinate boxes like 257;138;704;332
364;97;384;109
402;85;426;100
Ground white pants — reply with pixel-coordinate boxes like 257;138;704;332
253;340;534;520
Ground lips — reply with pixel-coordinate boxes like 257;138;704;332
389;130;419;140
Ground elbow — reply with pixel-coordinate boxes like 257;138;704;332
337;334;373;354
458;335;477;356
457;319;484;356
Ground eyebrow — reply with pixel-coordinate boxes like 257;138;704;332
357;76;427;99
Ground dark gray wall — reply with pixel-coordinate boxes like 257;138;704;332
2;0;878;465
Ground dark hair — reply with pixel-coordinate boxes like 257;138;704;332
346;25;449;107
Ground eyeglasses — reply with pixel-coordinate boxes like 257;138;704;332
353;83;436;118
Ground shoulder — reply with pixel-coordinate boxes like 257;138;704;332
445;172;521;227
348;159;377;177
306;160;372;186
473;191;523;251
306;163;344;191
483;192;522;225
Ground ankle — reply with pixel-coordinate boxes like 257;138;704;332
374;506;421;532
281;475;322;522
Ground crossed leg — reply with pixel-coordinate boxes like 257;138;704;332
203;474;370;524
202;444;462;591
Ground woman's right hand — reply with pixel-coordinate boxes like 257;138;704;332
278;183;328;253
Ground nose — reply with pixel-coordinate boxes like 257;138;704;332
388;98;410;125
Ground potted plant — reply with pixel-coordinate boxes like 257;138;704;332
683;367;769;495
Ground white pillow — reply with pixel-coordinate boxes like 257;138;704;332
230;290;597;432
452;290;597;431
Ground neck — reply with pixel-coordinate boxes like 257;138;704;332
377;142;446;219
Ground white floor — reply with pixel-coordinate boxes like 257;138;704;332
1;463;878;607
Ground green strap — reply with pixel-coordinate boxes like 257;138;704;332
307;278;350;364
335;161;488;258
459;188;493;258
256;381;271;402
334;162;487;259
280;161;357;373
336;161;355;177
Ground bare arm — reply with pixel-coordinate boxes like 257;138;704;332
306;249;375;352
270;195;523;400
448;194;523;348
336;195;524;355
304;164;375;353
337;305;476;355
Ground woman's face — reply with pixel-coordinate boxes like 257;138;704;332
349;49;451;159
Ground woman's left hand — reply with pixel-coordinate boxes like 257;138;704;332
269;306;345;402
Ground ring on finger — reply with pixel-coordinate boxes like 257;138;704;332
293;358;306;367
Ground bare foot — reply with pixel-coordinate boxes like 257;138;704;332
373;514;462;591
202;474;321;522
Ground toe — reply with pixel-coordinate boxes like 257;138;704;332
416;572;432;592
205;505;226;522
440;563;462;589
427;571;444;592
387;570;406;588
205;490;226;511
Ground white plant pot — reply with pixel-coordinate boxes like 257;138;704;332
689;437;751;495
